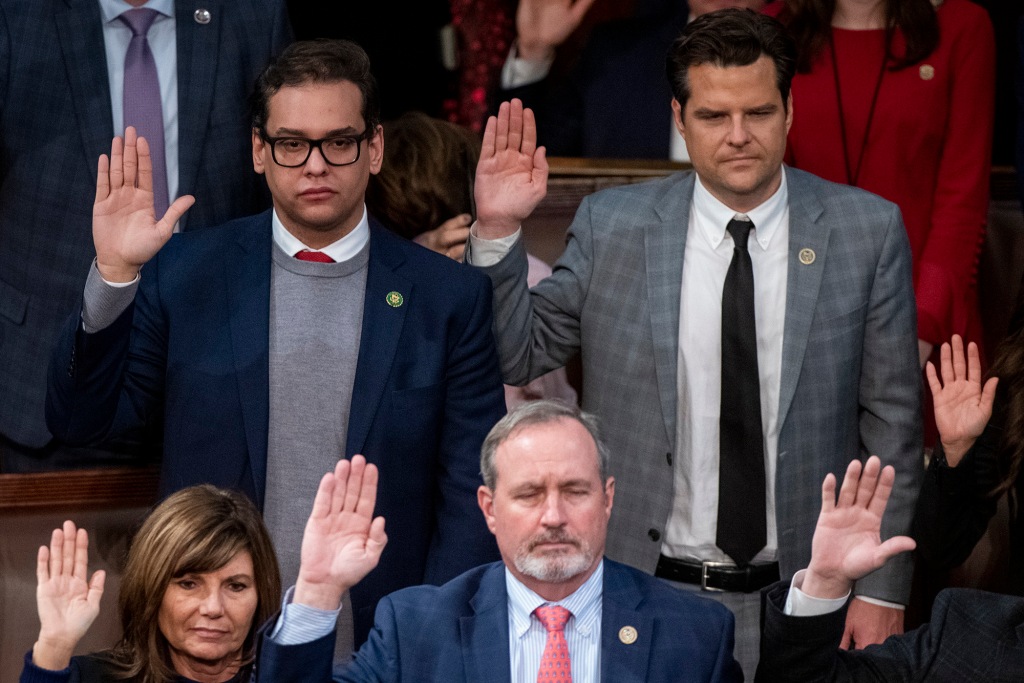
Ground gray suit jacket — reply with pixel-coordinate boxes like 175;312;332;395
0;0;291;448
474;167;922;602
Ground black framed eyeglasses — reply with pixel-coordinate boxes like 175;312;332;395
259;128;375;168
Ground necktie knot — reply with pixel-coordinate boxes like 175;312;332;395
119;8;160;37
295;249;335;263
534;605;571;633
727;218;753;251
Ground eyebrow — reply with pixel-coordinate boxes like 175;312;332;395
271;126;363;137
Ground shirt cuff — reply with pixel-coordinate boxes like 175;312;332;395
783;569;850;617
81;260;139;333
269;585;342;645
853;595;905;611
466;224;521;267
500;43;554;89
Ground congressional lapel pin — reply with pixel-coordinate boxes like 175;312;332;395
618;626;638;645
386;291;404;308
194;8;211;24
798;248;816;265
919;64;935;81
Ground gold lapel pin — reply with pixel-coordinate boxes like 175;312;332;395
386;291;404;308
618;626;638;644
799;248;816;265
919;64;935;81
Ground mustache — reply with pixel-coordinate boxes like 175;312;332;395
527;529;581;551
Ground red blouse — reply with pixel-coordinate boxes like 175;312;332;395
770;0;995;346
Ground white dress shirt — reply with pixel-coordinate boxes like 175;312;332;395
507;561;604;683
662;173;789;565
271;205;370;262
99;0;179;204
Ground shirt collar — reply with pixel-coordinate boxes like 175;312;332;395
271;205;370;263
506;560;604;641
691;169;788;252
99;0;174;23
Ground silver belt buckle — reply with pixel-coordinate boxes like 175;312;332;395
701;560;732;592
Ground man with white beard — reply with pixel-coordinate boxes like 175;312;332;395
260;400;743;682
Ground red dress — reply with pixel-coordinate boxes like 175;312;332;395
769;0;996;347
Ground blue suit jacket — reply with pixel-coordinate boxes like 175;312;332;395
0;0;291;448
257;559;741;682
46;212;506;644
757;582;1024;682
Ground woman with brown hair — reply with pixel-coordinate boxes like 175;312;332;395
21;457;385;682
766;0;995;371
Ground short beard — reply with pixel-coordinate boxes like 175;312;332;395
513;529;595;583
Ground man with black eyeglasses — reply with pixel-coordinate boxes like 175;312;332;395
45;39;505;668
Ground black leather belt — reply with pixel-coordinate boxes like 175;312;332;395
654;554;779;593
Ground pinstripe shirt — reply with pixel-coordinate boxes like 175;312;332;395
507;560;604;683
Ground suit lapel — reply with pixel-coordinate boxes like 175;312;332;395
460;565;513;683
175;0;222;230
56;0;113;184
601;561;654;682
645;174;694;451
346;225;411;456
778;168;829;430
224;214;273;504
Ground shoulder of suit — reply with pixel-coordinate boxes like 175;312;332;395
602;559;735;624
385;562;503;608
785;166;899;215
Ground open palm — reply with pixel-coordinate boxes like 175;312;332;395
296;456;387;609
92;128;194;282
926;335;997;465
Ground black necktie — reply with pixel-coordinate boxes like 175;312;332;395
717;218;767;567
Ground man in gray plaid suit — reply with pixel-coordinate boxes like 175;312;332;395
467;9;921;678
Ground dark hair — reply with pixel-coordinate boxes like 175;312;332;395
666;8;797;112
776;0;939;73
480;400;609;489
106;486;281;683
251;39;381;133
366;112;480;240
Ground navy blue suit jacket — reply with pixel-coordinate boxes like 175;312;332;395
0;0;290;448
257;559;742;682
501;8;687;159
757;582;1024;682
46;212;506;644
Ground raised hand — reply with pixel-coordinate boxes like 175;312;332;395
926;335;998;467
474;99;548;240
515;0;598;62
294;456;388;611
413;214;472;261
802;457;916;601
32;521;105;671
93;127;195;282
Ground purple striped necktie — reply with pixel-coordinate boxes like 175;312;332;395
120;8;169;219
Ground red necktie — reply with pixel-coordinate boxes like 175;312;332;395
534;605;572;682
295;249;335;263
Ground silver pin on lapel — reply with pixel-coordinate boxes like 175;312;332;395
194;8;211;24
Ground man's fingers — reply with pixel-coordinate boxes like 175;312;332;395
109;136;125;190
865;463;895;517
96;155;111;203
87;570;106;609
123;128;139;189
925;361;942;398
159;195;195;233
938;340;953;387
521;106;538;158
368;516;387;556
355;461;379;520
839;625;853;650
981;377;999;410
310;470;336;521
331;457;352;515
820;472;837;513
37;545;50;585
343;455;366;514
480;115;497;160
966;341;982;384
854;456;881;508
507;99;524;153
137;135;153;194
48;528;63;578
533;145;549;187
495;100;511;152
836;459;862;508
61;520;76;578
73;528;90;582
874;536;916;565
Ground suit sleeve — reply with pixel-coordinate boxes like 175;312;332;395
473;196;595;386
423;272;505;582
852;205;923;603
46;255;170;448
336;597;400;683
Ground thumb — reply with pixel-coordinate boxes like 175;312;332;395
873;536;916;566
158;195;196;233
87;570;106;610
